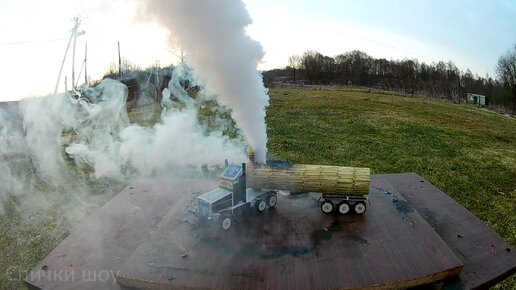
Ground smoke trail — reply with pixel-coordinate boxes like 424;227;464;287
137;0;269;163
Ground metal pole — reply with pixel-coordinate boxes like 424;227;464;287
84;42;88;84
54;18;78;94
118;41;122;76
75;60;85;88
72;19;78;90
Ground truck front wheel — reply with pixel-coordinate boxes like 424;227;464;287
221;216;232;230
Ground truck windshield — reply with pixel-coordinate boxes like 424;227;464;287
221;164;242;181
198;200;210;218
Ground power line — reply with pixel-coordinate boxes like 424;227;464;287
253;13;430;60
0;38;68;46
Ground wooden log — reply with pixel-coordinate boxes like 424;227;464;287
247;164;370;195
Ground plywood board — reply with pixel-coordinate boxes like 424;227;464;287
25;174;515;290
373;173;516;289
116;185;463;289
25;179;218;290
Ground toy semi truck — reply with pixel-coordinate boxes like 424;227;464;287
196;160;370;229
196;162;278;230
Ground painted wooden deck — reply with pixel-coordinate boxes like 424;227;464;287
25;174;515;290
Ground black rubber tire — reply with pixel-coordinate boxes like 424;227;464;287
353;202;367;214
321;200;334;214
338;201;351;214
267;195;278;208
256;199;267;212
221;216;232;230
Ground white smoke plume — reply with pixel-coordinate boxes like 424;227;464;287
0;107;27;215
137;0;270;163
62;78;245;180
0;73;246;216
1;0;266;220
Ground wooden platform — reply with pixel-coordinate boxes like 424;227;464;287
25;174;516;289
25;179;218;290
376;173;516;289
116;186;463;290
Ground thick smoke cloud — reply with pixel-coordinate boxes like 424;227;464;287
63;78;245;180
1;0;265;218
137;0;270;163
0;74;245;216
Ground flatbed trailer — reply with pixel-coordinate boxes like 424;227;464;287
247;161;370;215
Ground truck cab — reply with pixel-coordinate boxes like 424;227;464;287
196;162;277;230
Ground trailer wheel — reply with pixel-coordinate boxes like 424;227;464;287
221;216;232;230
321;201;334;214
256;200;267;212
267;195;278;208
354;202;366;214
338;202;351;214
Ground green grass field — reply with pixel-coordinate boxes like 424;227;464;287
267;88;515;240
0;87;514;289
266;88;515;288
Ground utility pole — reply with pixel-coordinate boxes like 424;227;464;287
72;27;77;89
118;41;122;76
54;17;80;94
84;42;88;84
71;18;86;90
74;48;86;88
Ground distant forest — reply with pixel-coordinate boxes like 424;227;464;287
263;50;514;112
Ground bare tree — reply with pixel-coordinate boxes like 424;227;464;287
263;48;514;110
288;55;303;83
301;50;324;84
496;43;516;113
121;58;142;74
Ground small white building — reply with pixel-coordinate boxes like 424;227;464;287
466;93;489;106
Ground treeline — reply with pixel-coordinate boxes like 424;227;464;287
263;50;512;110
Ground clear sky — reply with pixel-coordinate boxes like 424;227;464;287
0;0;515;101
